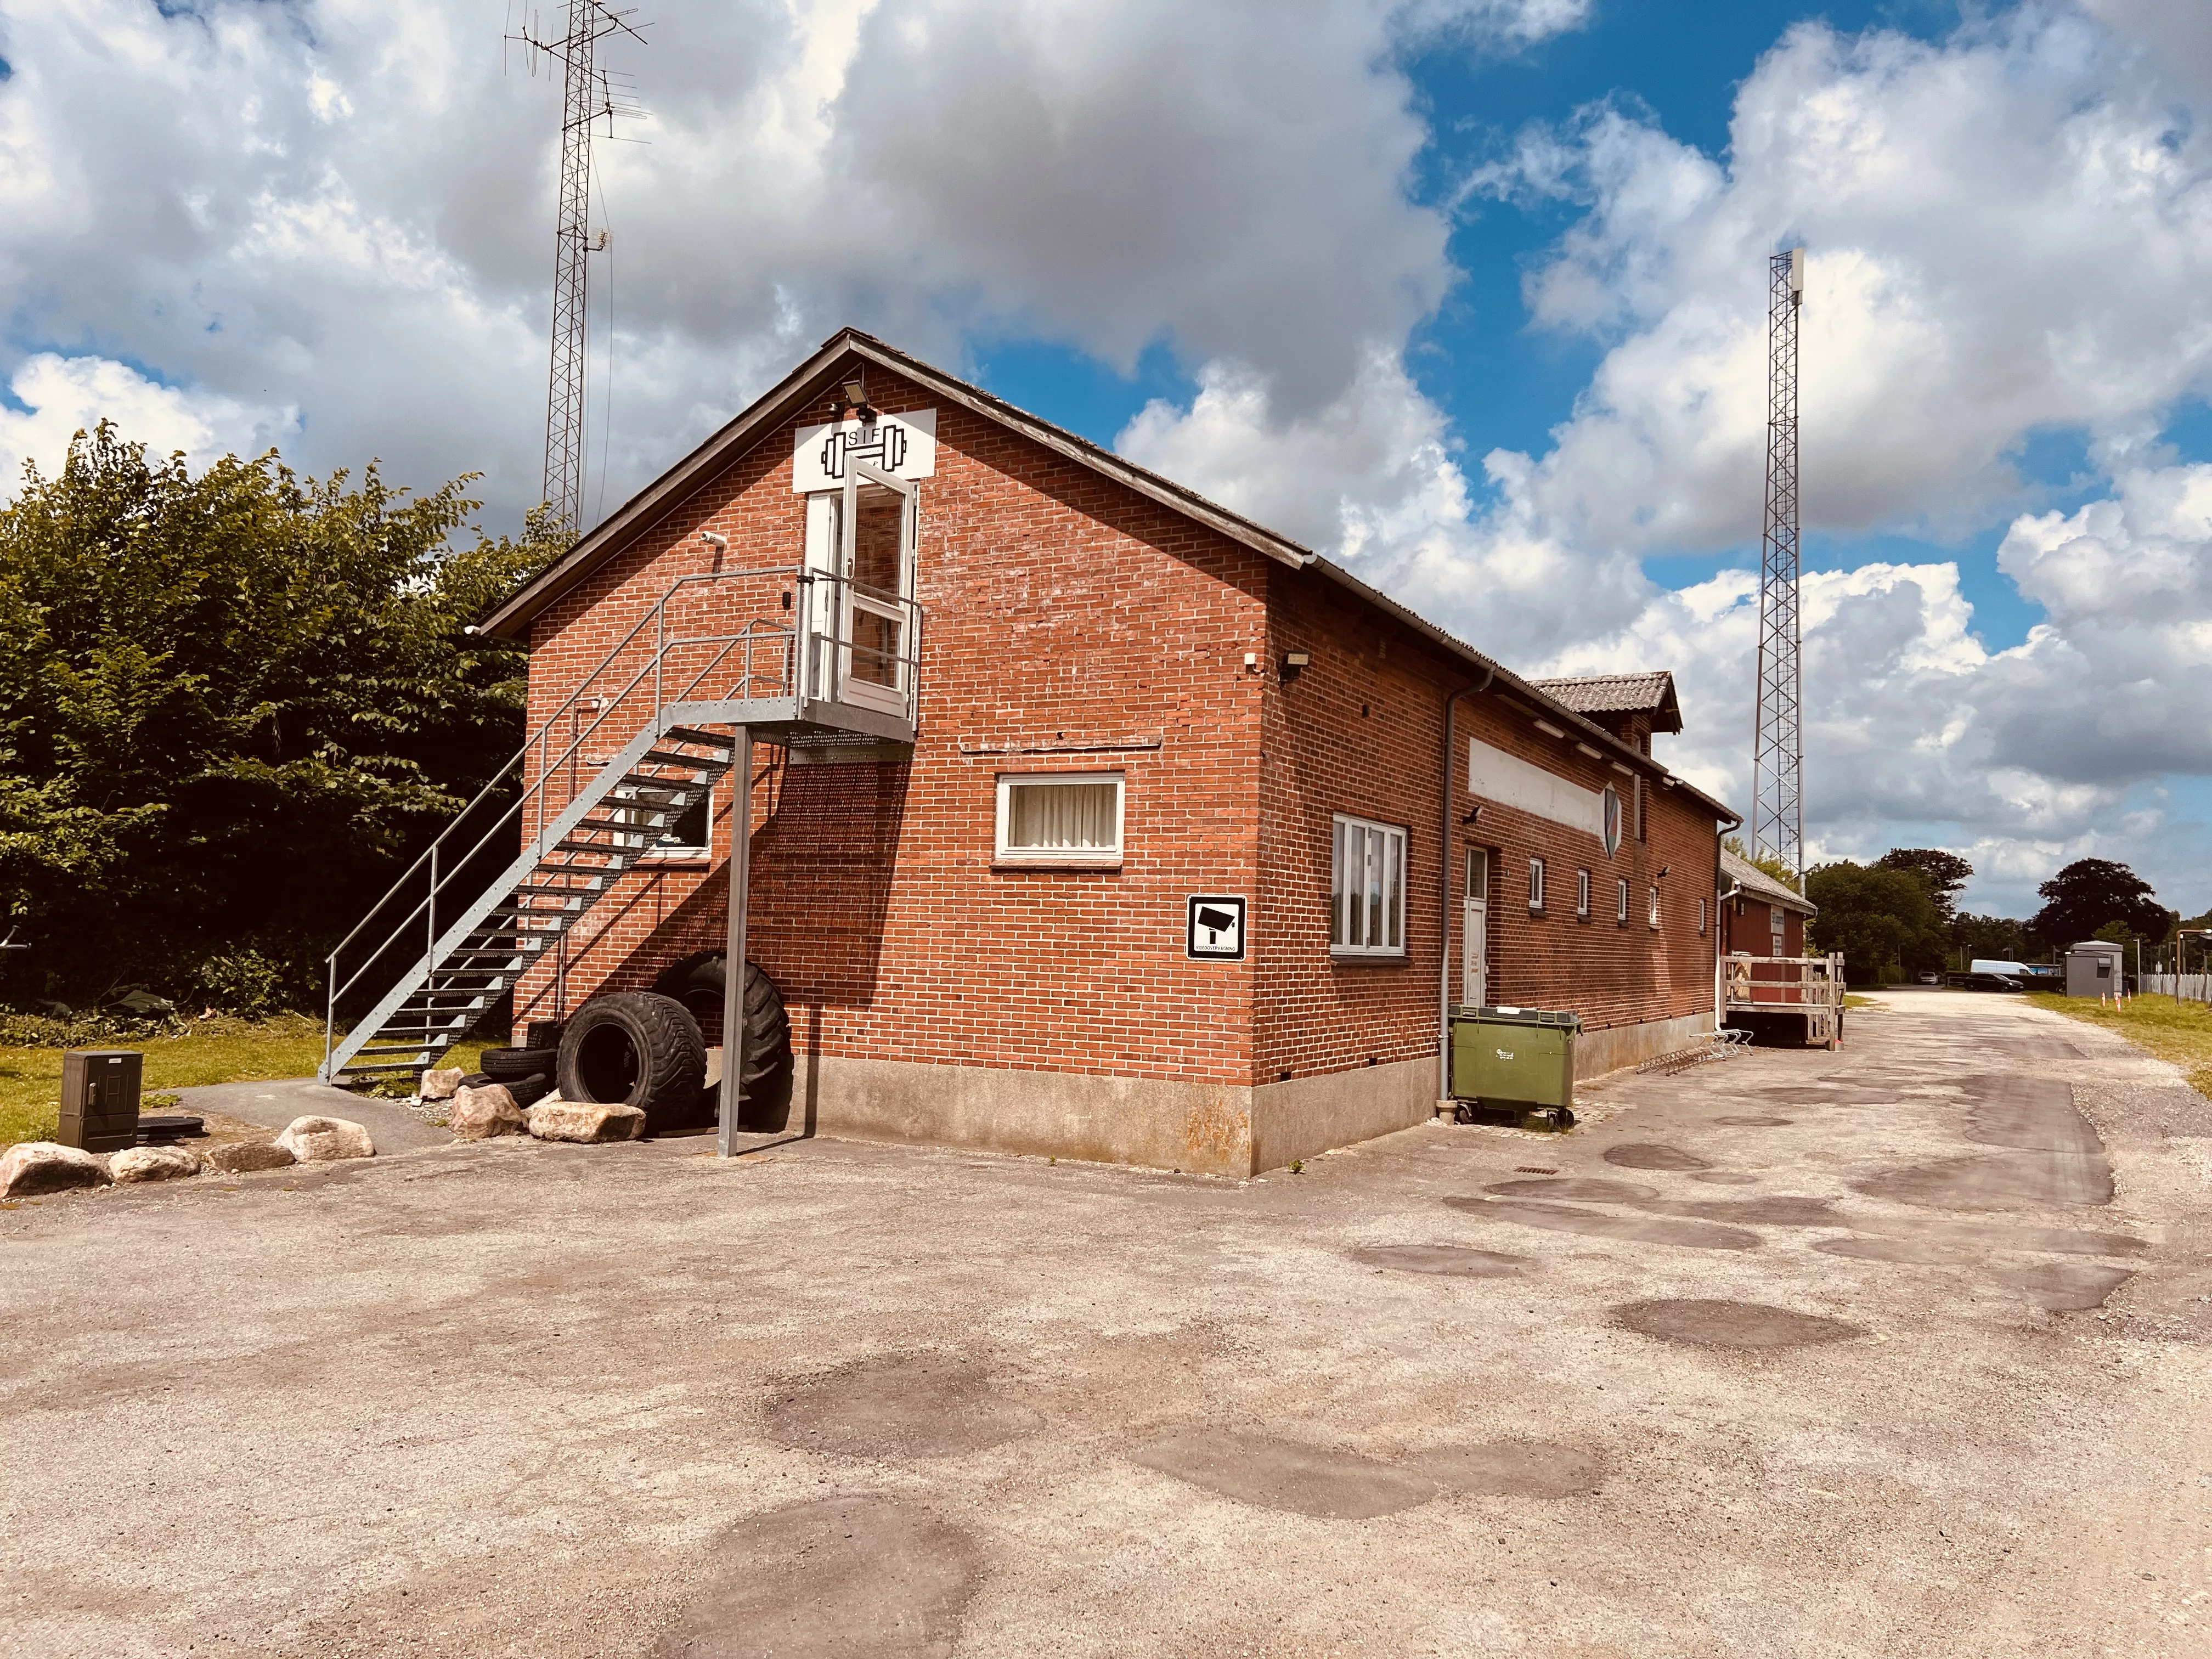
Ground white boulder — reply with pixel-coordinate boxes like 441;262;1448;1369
274;1115;376;1164
420;1067;466;1102
449;1083;524;1141
0;1142;113;1198
524;1101;646;1144
108;1145;203;1183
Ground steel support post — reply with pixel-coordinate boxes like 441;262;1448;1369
716;727;753;1156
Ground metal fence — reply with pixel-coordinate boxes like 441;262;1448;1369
2139;974;2212;1005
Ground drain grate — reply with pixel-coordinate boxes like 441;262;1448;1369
1514;1166;1559;1175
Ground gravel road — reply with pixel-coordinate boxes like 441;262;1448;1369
1;989;2206;1657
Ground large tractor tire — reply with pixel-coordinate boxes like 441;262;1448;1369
650;952;794;1103
478;1043;559;1081
555;991;706;1132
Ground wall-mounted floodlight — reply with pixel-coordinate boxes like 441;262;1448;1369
1789;246;1805;301
1656;865;1670;879
1280;650;1311;682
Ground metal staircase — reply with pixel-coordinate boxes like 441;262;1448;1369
320;563;921;1085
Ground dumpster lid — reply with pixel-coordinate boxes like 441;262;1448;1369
1452;1006;1582;1031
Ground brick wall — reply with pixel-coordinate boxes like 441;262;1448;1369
517;366;1273;1087
1255;563;1723;1087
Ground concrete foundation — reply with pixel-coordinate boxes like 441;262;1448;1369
1573;1009;1717;1081
776;1014;1705;1178
784;1052;1441;1178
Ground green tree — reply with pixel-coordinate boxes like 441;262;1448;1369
2028;858;2172;948
1804;860;1948;985
1723;834;1801;894
0;424;564;1007
1875;848;1973;921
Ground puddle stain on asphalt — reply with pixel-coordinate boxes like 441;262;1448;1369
1692;1172;1762;1186
1130;1430;1441;1519
1812;1235;1978;1266
760;1353;1040;1460
1711;1115;1794;1127
1615;1298;1867;1350
1482;1178;1660;1203
1602;1144;1713;1172
1446;1198;1763;1252
1416;1440;1604;1498
1850;1150;2113;1211
652;1494;980;1658
1346;1244;1533;1278
1641;1196;1845;1228
1991;1261;2136;1310
1961;1075;2106;1155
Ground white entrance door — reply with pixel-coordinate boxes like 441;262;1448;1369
1462;848;1489;1008
838;460;915;716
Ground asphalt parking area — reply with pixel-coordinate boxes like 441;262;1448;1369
3;991;2208;1657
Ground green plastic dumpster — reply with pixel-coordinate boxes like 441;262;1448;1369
1451;1006;1580;1110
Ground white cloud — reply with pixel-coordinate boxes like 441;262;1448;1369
0;0;1581;516
0;354;294;482
1113;5;2212;916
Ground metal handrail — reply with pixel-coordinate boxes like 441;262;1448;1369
322;563;923;1062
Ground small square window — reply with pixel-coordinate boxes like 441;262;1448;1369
996;772;1124;864
1576;869;1590;919
1528;857;1547;913
1649;885;1661;928
1616;877;1630;924
1332;814;1408;956
622;780;713;860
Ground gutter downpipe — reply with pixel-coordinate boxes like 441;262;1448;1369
1713;811;1742;1037
1439;668;1495;1103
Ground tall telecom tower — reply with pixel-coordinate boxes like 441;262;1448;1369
510;3;646;537
1751;246;1806;878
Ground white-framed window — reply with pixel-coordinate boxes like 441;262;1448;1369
1576;869;1591;918
1332;815;1407;956
995;772;1124;863
1527;857;1547;913
1698;897;1708;937
1770;902;1786;946
619;781;713;861
1616;877;1631;923
1649;885;1661;928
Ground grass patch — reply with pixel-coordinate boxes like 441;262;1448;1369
2030;992;2212;1099
1843;994;1884;1009
0;1015;493;1147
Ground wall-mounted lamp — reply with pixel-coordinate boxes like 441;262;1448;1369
1656;865;1670;879
699;530;729;552
1280;649;1311;682
839;377;876;420
1460;803;1483;826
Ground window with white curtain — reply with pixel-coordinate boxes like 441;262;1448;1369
1576;868;1591;918
995;772;1124;862
1331;814;1407;956
1527;857;1546;913
1617;877;1631;923
1649;885;1661;928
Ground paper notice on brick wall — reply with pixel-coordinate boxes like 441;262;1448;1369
793;409;938;492
1469;736;1604;842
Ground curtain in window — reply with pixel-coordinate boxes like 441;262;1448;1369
1008;781;1117;850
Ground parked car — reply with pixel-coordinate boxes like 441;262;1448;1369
1951;971;2027;993
1917;972;1942;985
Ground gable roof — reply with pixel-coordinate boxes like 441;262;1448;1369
1530;670;1683;734
480;328;1738;822
1722;847;1816;915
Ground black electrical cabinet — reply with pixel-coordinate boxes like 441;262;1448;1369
60;1049;142;1153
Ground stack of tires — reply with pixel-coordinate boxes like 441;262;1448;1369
473;956;792;1135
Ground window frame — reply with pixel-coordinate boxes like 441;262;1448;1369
1616;877;1631;925
1698;896;1708;937
1331;813;1409;958
994;771;1126;866
1576;868;1591;919
623;779;714;864
1527;856;1547;915
1649;885;1661;929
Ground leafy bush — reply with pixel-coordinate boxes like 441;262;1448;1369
190;948;287;1018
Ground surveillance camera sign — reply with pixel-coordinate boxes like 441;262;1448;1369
1187;895;1247;961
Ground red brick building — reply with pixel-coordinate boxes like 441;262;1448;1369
1718;847;1815;958
456;330;1736;1175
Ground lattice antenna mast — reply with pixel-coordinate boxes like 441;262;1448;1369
508;3;648;537
1751;246;1806;880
